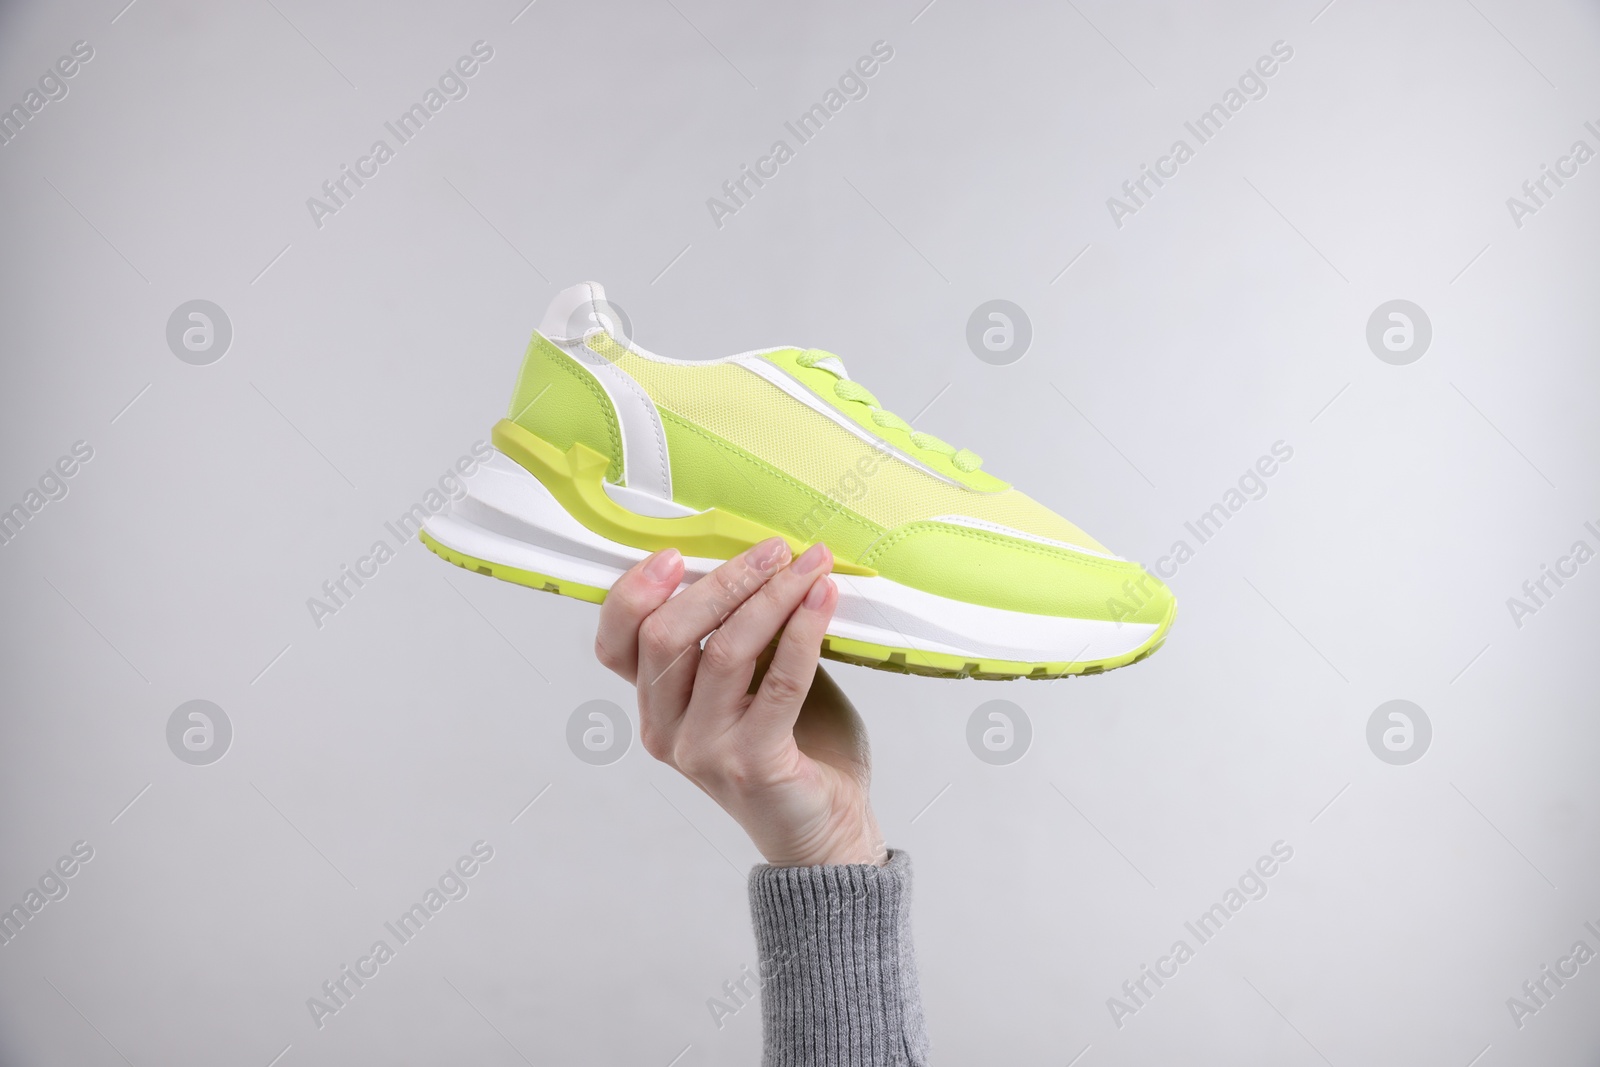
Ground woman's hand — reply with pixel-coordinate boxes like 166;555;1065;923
594;537;885;868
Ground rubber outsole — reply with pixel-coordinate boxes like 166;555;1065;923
420;529;1175;681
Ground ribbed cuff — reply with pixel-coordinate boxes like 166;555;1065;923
748;849;930;1067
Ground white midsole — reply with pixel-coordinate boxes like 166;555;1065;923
421;450;1158;664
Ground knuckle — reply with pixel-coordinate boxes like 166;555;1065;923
672;740;708;777
606;583;640;616
639;722;670;762
761;666;807;706
608;579;655;622
637;616;676;661
698;631;745;675
717;737;758;779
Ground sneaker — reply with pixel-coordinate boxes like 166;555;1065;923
421;283;1175;679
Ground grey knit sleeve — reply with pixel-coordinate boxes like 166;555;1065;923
747;849;930;1066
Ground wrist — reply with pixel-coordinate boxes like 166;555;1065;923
764;812;886;868
805;840;887;867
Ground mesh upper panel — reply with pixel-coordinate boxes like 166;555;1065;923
603;342;1108;554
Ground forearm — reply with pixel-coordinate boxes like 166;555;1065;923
748;849;930;1066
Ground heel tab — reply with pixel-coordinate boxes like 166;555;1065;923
540;282;628;343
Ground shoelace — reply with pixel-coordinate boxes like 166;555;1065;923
795;349;983;473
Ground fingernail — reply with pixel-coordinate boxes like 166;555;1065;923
794;541;831;574
645;548;681;582
803;576;833;610
752;537;790;571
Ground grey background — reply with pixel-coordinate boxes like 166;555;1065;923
2;0;1597;1064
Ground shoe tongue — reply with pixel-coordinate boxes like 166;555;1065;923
803;348;850;380
540;282;630;344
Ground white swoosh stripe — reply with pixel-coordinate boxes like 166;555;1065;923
926;515;1122;561
732;355;973;490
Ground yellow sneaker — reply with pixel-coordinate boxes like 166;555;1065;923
422;283;1174;679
